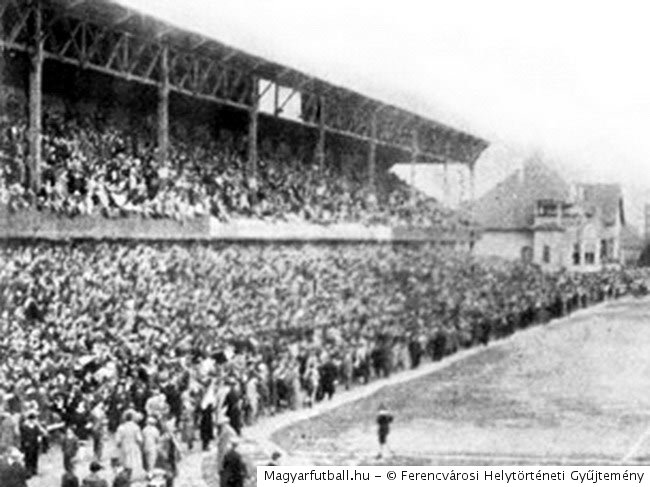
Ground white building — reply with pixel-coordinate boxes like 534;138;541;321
471;158;627;271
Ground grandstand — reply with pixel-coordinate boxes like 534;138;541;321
0;0;487;244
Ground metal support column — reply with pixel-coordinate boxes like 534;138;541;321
368;110;377;192
315;96;326;168
248;76;259;175
27;0;43;193
410;126;420;200
157;44;169;166
469;163;476;202
443;161;450;205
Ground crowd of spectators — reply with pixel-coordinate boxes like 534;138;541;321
0;241;648;485
0;109;470;231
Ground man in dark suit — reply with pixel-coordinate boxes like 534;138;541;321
376;404;394;459
61;458;80;487
318;359;338;400
224;381;243;436
19;410;43;478
220;439;247;487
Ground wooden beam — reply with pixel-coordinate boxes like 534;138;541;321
221;48;238;63
276;83;306;115
154;26;174;41
66;0;87;10
256;78;274;101
28;0;43;193
112;11;134;27
8;5;31;44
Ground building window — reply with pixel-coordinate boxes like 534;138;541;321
600;239;608;261
609;238;616;260
543;245;551;263
585;252;595;265
573;243;581;265
537;201;558;217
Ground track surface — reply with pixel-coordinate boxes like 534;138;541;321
273;297;650;465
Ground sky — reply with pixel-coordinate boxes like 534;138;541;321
120;0;650;228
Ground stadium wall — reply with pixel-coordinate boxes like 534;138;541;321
0;206;210;240
473;229;533;260
0;206;474;246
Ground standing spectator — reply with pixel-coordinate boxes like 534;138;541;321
90;401;108;462
0;447;28;487
145;388;169;422
142;417;161;474
154;421;181;487
81;461;108;487
162;381;183;428
216;417;237;475
224;380;243;436
408;335;423;369
0;404;19;455
62;425;80;473
267;451;282;466
178;389;196;451
110;457;131;487
318;358;337;401
219;439;247;487
376;404;394;459
19;410;43;478
61;458;80;487
115;412;143;478
303;363;319;407
199;386;215;451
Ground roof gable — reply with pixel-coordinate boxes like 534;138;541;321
472;158;570;230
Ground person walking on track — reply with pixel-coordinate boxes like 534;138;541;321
376;403;394;459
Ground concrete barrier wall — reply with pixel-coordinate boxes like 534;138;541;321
0;207;473;244
0;207;209;240
209;218;393;242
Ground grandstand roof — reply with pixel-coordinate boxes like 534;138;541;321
21;0;488;165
